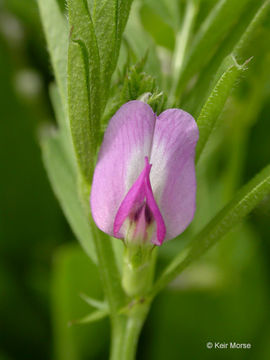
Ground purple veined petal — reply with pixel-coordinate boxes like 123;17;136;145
113;157;166;245
90;101;156;237
149;109;199;241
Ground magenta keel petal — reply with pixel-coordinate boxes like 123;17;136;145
113;158;151;238
144;161;166;245
113;157;166;245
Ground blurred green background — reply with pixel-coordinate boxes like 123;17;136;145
0;0;270;359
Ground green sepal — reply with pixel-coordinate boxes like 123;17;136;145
122;244;157;297
102;57;166;130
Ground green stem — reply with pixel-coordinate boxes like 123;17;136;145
170;0;198;102
122;306;149;359
110;316;128;360
110;303;150;360
109;245;156;359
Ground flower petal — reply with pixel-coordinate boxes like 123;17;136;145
144;161;166;245
149;109;199;240
90;101;156;236
113;157;166;244
113;158;150;238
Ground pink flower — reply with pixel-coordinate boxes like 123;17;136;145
90;100;199;246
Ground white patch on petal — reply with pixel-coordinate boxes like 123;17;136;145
149;141;168;205
124;142;152;193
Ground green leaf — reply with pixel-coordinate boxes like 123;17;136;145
170;0;199;99
92;0;117;108
37;0;68;107
182;0;266;113
68;41;94;182
80;293;108;310
49;83;74;165
41;134;97;263
233;0;270;61
195;56;249;162
116;0;134;47
70;309;109;325
92;0;133;109
151;163;270;297
49;84;67;137
175;0;259;97
68;0;101;183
